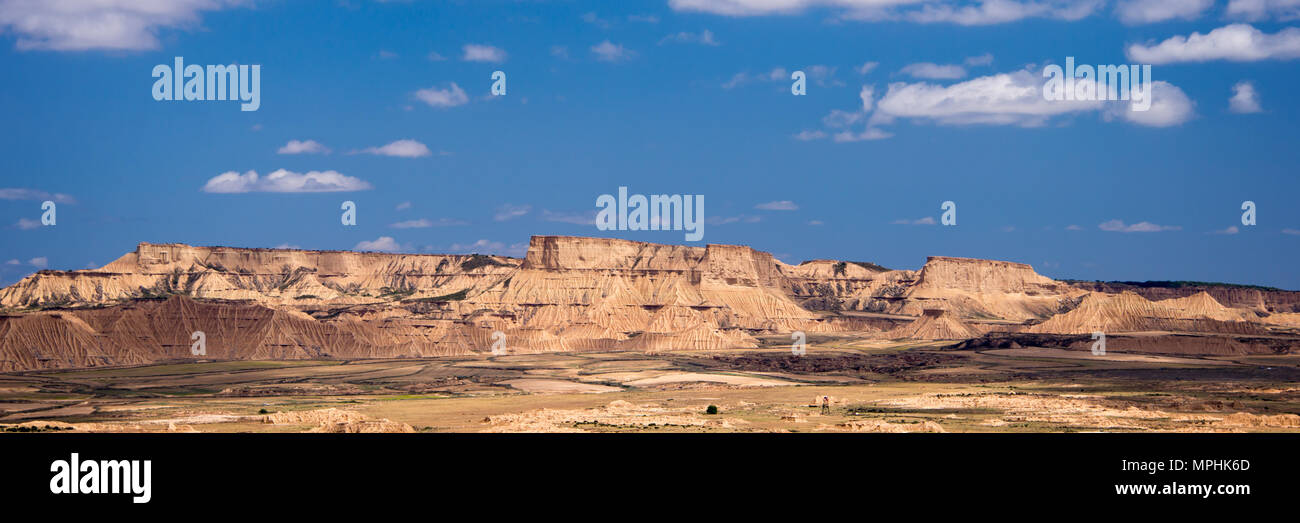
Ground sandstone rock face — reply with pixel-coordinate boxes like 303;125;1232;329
1;235;1297;371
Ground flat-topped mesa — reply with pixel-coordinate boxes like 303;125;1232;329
915;256;1064;294
521;235;706;272
520;235;790;289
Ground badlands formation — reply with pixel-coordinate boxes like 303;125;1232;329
1;235;1298;372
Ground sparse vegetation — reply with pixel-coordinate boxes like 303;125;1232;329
461;254;507;272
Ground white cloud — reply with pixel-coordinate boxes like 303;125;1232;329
591;40;634;62
755;200;799;211
15;218;39;230
415;83;469;108
1284;228;1300;235
550;45;570;59
389;218;468;229
875;69;1100;126
629;14;661;23
668;0;1104;25
900;62;967;79
494;204;531;221
833;127;894;141
722;68;788;88
0;0;243;51
807;220;824;225
5;259;19;265
706;215;762;225
0;188;75;204
277;139;330;155
427;51;447;61
1098;219;1181;232
900;0;1104;25
359;139;432;158
1127;24;1300;64
1105;81;1195;127
355;237;403;252
201;169;372;193
856;61;879;75
892;217;937;225
1229;81;1264;113
1211;226;1241;234
273;243;300;249
463;43;507;63
1066;224;1084;230
396;201;412;211
659;29;721;46
1226;0;1300;21
964;53;994;66
1115;0;1212;24
28;256;47;268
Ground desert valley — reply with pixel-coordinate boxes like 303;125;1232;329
2;235;1298;433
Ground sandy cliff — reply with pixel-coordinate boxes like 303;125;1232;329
1;235;1296;370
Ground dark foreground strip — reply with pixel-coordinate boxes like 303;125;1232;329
0;433;1291;513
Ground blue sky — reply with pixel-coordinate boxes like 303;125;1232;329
1;0;1299;288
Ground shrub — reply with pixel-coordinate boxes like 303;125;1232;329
705;405;719;415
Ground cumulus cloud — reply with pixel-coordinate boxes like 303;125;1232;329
355;237;403;252
414;83;469;108
1226;0;1300;21
277;139;330;155
201;169;372;193
755;200;799;211
494;204;531;221
1229;81;1264;113
0;188;75;204
28;256;48;268
1104;80;1195;127
358;139;432;158
659;29;720;46
875;69;1100;126
1127;24;1300;63
0;0;244;51
591;40;634;62
462;43;506;63
1098;219;1181;232
856;61;879;75
900;62;967;79
1115;0;1212;24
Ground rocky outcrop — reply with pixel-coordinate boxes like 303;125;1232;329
1;235;1297;371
